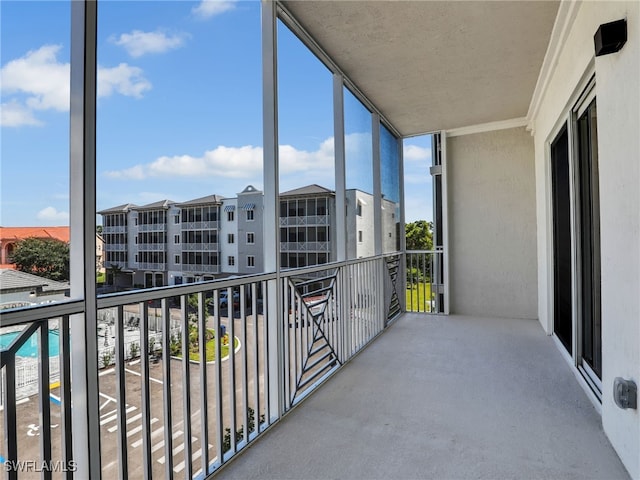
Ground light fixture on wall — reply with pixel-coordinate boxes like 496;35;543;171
594;19;627;57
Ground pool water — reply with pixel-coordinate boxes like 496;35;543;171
0;329;61;358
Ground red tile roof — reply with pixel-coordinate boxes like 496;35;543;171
0;226;70;243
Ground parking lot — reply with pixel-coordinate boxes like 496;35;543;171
2;312;266;479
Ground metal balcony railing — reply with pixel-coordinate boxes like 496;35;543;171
0;255;402;478
405;250;445;314
181;264;220;274
279;215;329;226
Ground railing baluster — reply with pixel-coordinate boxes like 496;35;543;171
213;290;223;467
262;281;271;425
140;303;152;480
228;287;237;456
282;280;290;410
38;321;52;480
115;305;128;480
198;291;210;476
4;355;18;480
161;297;174;477
240;285;249;446
181;294;193;480
251;283;260;435
59;315;73;480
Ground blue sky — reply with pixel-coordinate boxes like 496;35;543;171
1;0;432;226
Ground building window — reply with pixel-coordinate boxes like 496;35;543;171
135;254;138;262
174;215;180;224
247;232;255;244
228;233;235;244
358;231;363;242
357;201;363;217
246;209;254;221
134;218;138;225
228;256;235;266
247;255;255;267
174;234;180;244
175;255;180;264
227;210;235;222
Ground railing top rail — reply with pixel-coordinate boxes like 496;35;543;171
280;252;402;278
97;271;277;309
0;299;84;327
405;249;443;254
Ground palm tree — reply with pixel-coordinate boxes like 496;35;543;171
107;263;123;290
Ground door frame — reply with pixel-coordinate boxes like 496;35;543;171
546;70;602;402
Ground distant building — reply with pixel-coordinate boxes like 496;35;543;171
279;184;335;268
0;226;70;269
0;269;69;309
99;185;396;287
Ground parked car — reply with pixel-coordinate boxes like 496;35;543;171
219;290;240;309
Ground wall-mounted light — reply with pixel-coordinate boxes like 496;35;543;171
594;19;627;57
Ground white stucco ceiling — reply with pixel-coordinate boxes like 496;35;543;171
281;1;560;136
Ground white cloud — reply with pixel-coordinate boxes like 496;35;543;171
1;44;151;127
403;144;432;162
192;0;236;19
1;100;43;127
37;206;69;222
97;64;151;98
1;45;70;112
104;138;336;181
110;30;189;58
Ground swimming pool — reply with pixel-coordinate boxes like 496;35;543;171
0;329;61;358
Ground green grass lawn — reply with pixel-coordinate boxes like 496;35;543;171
188;334;239;362
96;272;106;284
406;281;434;312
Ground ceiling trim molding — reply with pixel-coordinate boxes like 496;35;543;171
526;0;582;133
445;117;528;138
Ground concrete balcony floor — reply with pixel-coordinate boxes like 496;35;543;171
217;313;629;479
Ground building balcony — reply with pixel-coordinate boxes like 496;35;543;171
102;225;127;234
137;262;166;270
279;215;329;226
280;241;330;252
182;243;219;252
181;264;220;274
104;243;127;252
0;255;629;479
136;243;166;251
138;224;167;232
181;221;219;230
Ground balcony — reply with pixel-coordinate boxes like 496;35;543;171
280;241;330;252
216;313;630;480
181;264;220;274
279;215;329;226
182;243;219;252
0;255;629;479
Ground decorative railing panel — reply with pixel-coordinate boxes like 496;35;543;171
1;255;398;478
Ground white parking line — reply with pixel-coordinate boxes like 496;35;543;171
126;418;158;437
100;406;136;426
124;367;163;385
151;430;183;454
131;425;166;448
173;445;213;473
157;437;197;465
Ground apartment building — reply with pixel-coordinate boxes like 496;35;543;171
99;184;389;286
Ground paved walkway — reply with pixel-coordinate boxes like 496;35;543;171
216;313;630;479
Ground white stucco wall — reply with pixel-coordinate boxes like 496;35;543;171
446;127;538;319
220;199;238;274
531;2;639;477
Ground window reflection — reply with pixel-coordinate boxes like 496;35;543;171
344;88;373;259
